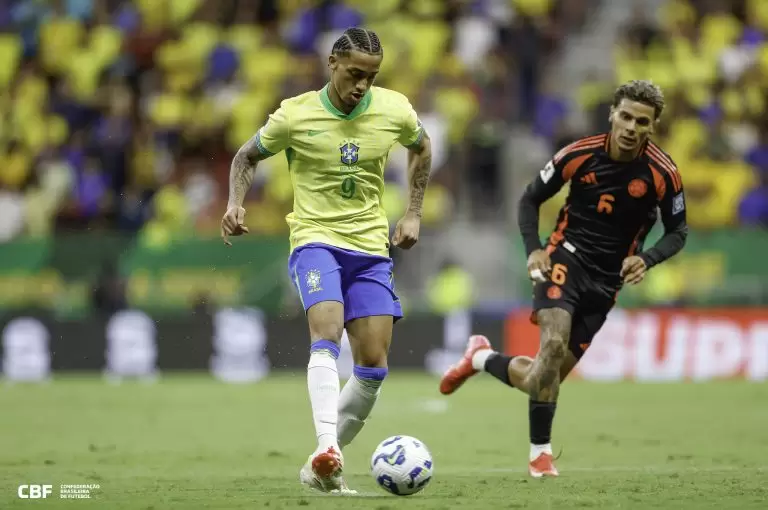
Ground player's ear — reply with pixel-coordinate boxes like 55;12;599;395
328;54;340;72
608;106;615;124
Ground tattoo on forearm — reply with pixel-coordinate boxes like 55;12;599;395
525;308;571;401
407;137;432;216
228;138;264;207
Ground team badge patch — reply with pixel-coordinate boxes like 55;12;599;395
672;192;685;215
628;179;647;198
540;160;555;183
340;142;360;165
547;286;562;300
306;269;322;294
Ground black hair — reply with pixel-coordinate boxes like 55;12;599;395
331;27;382;58
613;80;665;119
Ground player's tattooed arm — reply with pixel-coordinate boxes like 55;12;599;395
405;131;432;217
227;137;269;208
524;308;572;401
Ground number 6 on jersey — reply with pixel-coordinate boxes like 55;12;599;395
597;193;615;214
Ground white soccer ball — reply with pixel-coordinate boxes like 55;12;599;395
370;435;434;496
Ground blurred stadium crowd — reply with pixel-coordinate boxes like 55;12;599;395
0;0;588;244
576;0;768;230
0;0;765;248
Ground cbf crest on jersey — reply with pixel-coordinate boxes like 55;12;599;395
306;269;323;294
340;140;360;166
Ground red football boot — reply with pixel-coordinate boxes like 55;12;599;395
439;335;493;395
529;452;559;478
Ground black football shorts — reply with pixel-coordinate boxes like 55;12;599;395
531;246;617;359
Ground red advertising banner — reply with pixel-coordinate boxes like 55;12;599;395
505;308;768;381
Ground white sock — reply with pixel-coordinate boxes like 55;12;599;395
530;443;552;461
307;350;340;452
337;375;383;448
471;349;495;371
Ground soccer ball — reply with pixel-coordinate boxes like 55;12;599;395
370;435;433;496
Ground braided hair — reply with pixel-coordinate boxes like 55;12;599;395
331;27;383;58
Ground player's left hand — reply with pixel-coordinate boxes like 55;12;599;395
221;206;249;247
392;212;421;249
621;256;647;285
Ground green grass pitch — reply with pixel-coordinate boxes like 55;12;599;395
1;373;766;509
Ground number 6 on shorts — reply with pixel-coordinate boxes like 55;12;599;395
552;263;568;285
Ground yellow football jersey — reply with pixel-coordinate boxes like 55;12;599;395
255;84;424;257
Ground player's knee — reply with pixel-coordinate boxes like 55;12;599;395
540;335;568;365
309;323;344;344
307;303;345;343
354;348;388;369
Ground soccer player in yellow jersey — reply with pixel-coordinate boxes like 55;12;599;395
221;27;432;493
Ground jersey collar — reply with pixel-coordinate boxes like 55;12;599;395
320;83;372;120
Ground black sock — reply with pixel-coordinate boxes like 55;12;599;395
529;399;557;445
483;353;515;387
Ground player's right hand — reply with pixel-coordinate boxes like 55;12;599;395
221;206;249;246
527;249;552;283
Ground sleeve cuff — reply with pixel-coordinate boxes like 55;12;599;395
638;252;655;269
523;236;543;258
254;130;275;156
405;127;425;149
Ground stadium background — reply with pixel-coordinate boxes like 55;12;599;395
1;0;767;507
1;0;766;379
